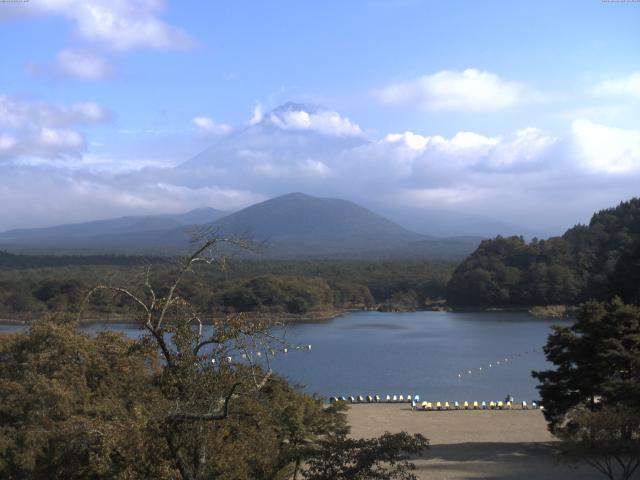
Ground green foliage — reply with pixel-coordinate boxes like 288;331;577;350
608;241;640;305
0;259;453;315
0;319;353;480
532;299;640;432
0;237;432;479
0;242;431;480
0;250;162;269
0;319;171;479
221;276;333;314
533;299;640;479
555;407;640;480
448;198;640;307
304;431;429;480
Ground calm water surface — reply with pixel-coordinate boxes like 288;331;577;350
4;311;568;402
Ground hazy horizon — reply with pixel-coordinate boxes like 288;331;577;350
1;0;639;237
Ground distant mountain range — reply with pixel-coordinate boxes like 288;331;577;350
174;102;539;238
0;193;482;260
0;207;226;253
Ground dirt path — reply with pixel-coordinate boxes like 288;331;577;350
346;404;602;480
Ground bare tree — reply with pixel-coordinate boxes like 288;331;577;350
81;231;288;480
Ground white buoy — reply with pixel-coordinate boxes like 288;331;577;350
283;348;288;353
479;367;482;371
489;364;492;367
257;351;262;357
211;358;215;364
458;373;462;378
308;344;312;350
468;370;472;374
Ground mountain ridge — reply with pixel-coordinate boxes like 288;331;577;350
0;193;481;260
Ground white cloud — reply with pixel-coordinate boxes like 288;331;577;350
55;49;113;79
0;164;265;230
0;134;17;154
593;72;640;99
298;158;332;177
376;68;543;111
571;120;640;173
249;103;264;126
429;131;500;155
0;95;110;128
250;158;332;179
384;132;429;152
152;183;266;211
252;162;290;178
192;116;232;136
2;101;639;236
5;0;194;83
380;130;499;164
396;186;487;206
38;128;85;149
25;0;194;52
0;95;109;160
480;128;557;171
268;106;362;136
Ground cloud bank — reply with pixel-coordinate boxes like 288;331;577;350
0;95;111;160
1;102;639;236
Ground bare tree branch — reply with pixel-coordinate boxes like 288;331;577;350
167;382;240;423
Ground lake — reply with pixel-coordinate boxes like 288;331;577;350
2;310;567;403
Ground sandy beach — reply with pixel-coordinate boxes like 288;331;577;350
346;404;602;480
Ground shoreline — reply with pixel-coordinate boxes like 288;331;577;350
0;304;574;326
0;308;354;326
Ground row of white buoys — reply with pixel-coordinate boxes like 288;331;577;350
456;348;542;379
329;394;419;404
418;400;543;411
211;344;312;364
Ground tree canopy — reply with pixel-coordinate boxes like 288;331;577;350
0;235;429;479
447;198;640;307
532;299;640;480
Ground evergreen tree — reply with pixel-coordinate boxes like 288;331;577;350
532;300;640;480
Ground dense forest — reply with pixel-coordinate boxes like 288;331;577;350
0;250;162;269
447;198;640;308
0;256;454;317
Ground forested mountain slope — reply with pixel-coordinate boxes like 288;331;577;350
447;198;640;307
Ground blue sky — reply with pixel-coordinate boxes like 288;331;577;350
0;0;639;235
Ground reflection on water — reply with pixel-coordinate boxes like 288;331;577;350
1;311;568;401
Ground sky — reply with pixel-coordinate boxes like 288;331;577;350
0;0;639;236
